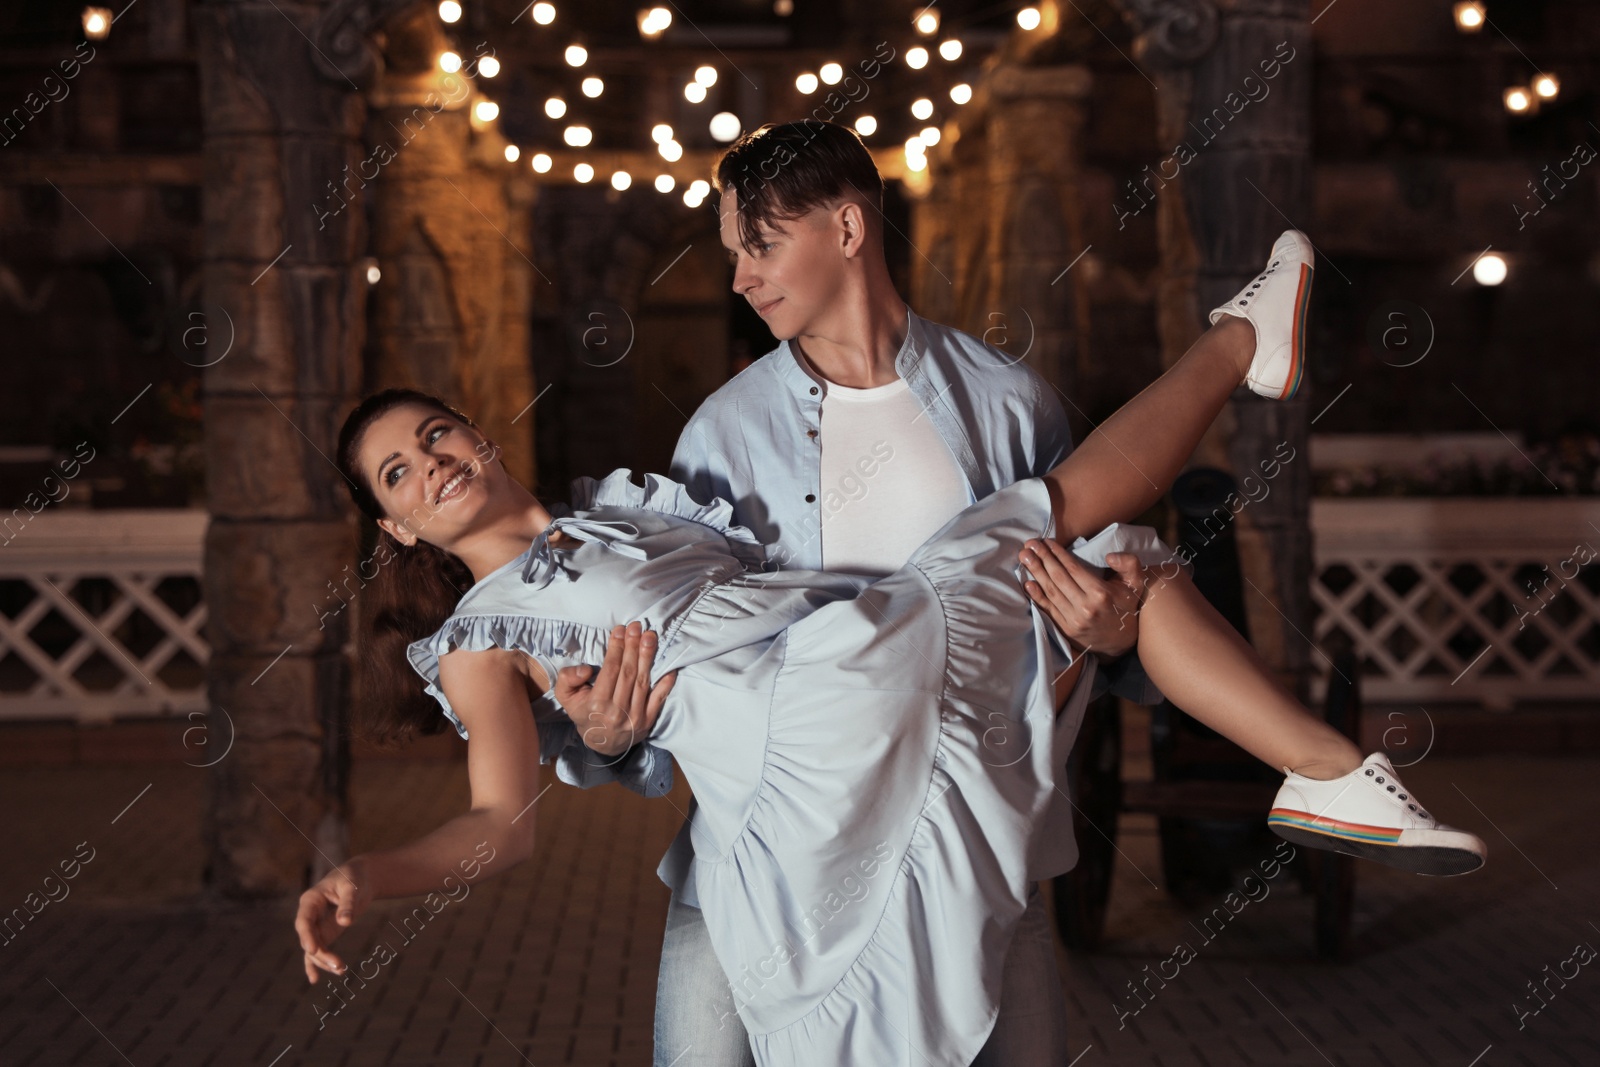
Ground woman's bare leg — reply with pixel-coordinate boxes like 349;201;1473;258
1043;315;1256;543
1133;566;1362;780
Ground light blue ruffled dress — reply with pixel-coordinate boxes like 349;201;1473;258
406;469;1174;1067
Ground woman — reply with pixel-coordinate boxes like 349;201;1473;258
294;232;1485;1067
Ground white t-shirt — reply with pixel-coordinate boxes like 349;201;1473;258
817;376;972;576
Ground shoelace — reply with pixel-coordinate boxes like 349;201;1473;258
1365;766;1429;819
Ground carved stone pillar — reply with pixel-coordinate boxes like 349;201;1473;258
366;6;536;485
1113;0;1315;691
196;0;382;895
911;60;1095;404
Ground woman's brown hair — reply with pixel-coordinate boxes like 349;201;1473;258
335;388;479;747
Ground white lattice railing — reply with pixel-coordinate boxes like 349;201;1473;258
0;510;208;722
1310;499;1600;708
3;501;1596;721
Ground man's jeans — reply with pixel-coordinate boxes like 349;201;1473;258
652;883;1070;1066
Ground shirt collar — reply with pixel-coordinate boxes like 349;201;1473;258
773;302;923;398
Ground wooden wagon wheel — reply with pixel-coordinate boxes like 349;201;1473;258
1052;693;1123;950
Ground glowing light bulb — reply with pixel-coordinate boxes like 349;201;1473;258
439;51;462;73
659;138;684;162
531;152;553;173
504;145;521;162
709;111;742;142
914;9;939;35
474;100;499;122
532;2;555;25
574;162;594;183
612;170;632;191
1503;86;1532;113
477;56;501;77
582;76;604;97
1017;6;1041;31
652;123;674;144
950;83;972;105
563;124;592;146
920;126;941;146
796;72;819;94
912;98;934;120
1533;73;1560;99
655;174;675;193
938;39;962;61
438;1;462;24
1453;2;1485;32
855;115;878;137
685;82;707;103
906;47;929;69
820;62;843;85
81;6;110;39
1473;252;1507;286
545;96;567;119
695;65;718;87
564;44;587;67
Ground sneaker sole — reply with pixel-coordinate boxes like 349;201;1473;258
1280;261;1312;399
1268;811;1485;876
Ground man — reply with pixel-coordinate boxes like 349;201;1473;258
555;120;1162;1066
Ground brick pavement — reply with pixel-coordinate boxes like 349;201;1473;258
0;750;1596;1066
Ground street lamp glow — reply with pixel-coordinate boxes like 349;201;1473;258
855;115;878;137
564;44;587;67
438;1;462;23
563;124;592;146
439;51;462;73
531;2;555;25
81;6;111;39
478;56;501;78
531;152;553;173
574;162;594;183
695;65;719;87
819;62;843;85
938;39;962;61
1473;252;1507;286
655;174;675;193
950;82;973;105
582;76;604;97
612;170;632;191
796;71;819;94
906;47;929;69
1017;6;1041;31
709;111;742;142
1453;2;1485;32
911;97;934;121
545;97;567;119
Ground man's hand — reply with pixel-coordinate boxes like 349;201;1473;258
552;621;677;757
1018;540;1147;659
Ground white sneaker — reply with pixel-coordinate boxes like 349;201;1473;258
1208;229;1315;400
1267;752;1487;876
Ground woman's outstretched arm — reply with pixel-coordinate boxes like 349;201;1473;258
294;646;546;983
1041;315;1255;545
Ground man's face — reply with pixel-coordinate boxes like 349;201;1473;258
719;187;847;341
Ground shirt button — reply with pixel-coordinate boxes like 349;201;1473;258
806;429;817;439
809;386;818;396
805;493;816;503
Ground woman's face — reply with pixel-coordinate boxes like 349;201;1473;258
357;403;503;548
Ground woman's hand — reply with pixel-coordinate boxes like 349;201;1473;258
295;856;374;983
552;621;676;757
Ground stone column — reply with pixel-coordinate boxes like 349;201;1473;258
195;0;405;897
365;6;537;485
911;59;1095;405
1113;0;1315;691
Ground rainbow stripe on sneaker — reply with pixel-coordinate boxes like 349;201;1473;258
1279;262;1312;400
1268;808;1403;845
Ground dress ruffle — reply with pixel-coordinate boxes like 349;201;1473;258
565;468;769;571
405;612;675;797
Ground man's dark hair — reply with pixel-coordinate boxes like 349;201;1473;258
714;120;885;252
